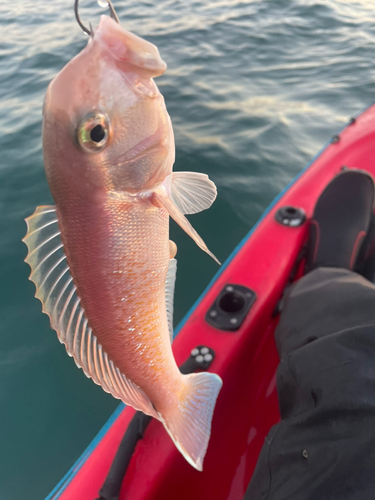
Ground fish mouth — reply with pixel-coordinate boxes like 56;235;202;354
96;16;167;78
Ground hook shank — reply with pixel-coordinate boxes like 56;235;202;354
74;0;120;37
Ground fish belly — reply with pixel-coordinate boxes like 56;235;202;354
58;196;182;412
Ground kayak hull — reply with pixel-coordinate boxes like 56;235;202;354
47;103;375;500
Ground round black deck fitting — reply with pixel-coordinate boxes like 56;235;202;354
219;290;245;313
206;284;256;331
275;206;305;227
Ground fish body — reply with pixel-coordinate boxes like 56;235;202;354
24;15;222;470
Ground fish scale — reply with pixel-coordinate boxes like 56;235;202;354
59;199;173;398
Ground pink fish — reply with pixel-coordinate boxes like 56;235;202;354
23;15;222;470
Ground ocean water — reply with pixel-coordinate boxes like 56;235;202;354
0;0;374;498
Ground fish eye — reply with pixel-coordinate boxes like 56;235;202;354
77;113;110;152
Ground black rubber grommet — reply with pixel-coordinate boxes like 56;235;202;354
275;206;305;227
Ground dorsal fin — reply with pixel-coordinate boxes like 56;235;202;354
23;206;160;418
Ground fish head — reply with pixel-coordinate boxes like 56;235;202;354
43;15;175;204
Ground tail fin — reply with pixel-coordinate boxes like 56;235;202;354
160;372;222;471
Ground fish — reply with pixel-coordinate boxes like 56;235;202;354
23;15;222;471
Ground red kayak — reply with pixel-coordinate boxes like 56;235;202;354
46;102;375;500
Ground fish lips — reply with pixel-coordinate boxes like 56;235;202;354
95;16;167;78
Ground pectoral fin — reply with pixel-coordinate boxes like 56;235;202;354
152;173;220;264
169;172;217;214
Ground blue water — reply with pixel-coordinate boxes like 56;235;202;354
1;1;374;498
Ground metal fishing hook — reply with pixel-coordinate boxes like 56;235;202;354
74;0;120;37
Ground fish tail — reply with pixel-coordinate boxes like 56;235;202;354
160;372;222;471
